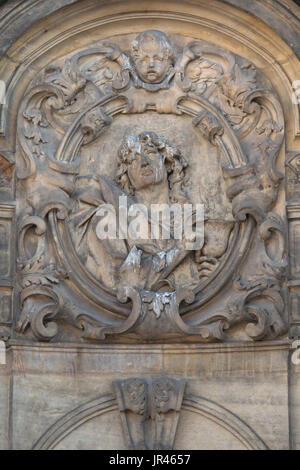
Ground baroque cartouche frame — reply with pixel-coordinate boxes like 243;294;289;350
0;0;299;346
12;30;287;344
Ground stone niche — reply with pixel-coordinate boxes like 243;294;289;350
0;0;299;450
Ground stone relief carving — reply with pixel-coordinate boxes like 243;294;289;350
114;377;186;450
15;30;287;343
32;387;267;450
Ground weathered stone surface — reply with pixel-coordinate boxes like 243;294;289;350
8;341;289;450
12;27;287;344
0;0;299;450
0;354;10;450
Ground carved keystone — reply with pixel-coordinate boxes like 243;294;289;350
114;377;186;450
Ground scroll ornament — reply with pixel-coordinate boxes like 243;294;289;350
15;30;286;343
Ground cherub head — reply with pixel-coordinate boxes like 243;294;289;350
131;30;174;84
116;132;188;203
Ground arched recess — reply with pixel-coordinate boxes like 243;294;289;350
32;393;268;450
0;0;295;344
0;0;299;153
178;396;268;450
32;394;118;450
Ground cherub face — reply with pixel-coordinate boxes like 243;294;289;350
127;140;167;190
133;41;172;84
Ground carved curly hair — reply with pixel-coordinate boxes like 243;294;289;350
131;30;174;64
116;131;189;203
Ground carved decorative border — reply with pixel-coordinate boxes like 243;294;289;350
13;30;287;343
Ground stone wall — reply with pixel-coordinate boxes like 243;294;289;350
0;0;299;450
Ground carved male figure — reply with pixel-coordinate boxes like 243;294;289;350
71;132;201;291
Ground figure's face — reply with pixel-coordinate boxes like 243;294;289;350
134;41;171;84
127;140;167;190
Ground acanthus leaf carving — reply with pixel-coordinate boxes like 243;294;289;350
228;276;286;341
16;285;62;341
16;214;67;341
15;29;287;344
223;143;283;224
114;377;186;450
213;211;288;341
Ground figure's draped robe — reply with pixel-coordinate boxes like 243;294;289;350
70;176;200;291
